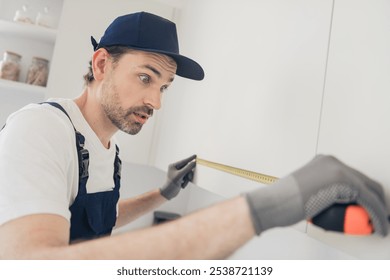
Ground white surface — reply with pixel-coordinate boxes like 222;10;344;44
310;0;390;258
0;79;46;126
316;0;390;211
229;227;355;260
0;19;56;43
0;78;46;96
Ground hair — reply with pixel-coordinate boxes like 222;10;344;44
83;46;132;86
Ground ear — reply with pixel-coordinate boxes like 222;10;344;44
91;48;110;81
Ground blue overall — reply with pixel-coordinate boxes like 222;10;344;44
44;102;122;243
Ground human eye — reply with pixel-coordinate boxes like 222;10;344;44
139;74;151;84
160;85;169;93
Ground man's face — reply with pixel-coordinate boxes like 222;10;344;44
100;50;177;135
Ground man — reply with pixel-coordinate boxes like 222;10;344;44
0;12;388;259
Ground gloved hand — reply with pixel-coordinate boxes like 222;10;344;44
160;155;197;200
245;155;389;236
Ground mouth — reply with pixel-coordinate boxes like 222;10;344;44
133;112;150;124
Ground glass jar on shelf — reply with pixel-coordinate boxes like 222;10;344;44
0;51;22;82
13;5;35;25
36;6;54;28
26;57;49;87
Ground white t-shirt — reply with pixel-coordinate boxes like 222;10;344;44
0;98;118;226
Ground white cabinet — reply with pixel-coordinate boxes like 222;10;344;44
154;0;334;196
308;0;390;259
0;0;63;124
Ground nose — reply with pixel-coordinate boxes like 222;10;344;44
143;88;162;110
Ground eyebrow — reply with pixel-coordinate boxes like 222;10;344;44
142;64;175;82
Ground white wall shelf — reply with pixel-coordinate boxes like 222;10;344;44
0;19;57;43
0;78;46;101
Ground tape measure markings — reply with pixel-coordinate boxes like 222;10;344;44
196;158;279;185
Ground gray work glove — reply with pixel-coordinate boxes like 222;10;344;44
245;155;389;236
160;155;197;200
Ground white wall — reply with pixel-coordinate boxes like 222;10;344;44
151;0;390;259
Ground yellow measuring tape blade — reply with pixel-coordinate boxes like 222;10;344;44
196;158;279;185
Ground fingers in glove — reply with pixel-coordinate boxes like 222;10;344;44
177;161;196;179
181;170;194;188
313;155;385;204
356;193;388;236
349;167;386;204
174;154;197;170
332;158;388;235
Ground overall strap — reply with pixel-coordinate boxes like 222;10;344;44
41;102;90;194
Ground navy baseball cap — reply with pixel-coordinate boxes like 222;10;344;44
91;12;204;81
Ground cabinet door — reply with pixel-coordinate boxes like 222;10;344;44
311;0;390;259
154;0;334;197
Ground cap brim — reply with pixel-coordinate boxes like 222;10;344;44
168;52;205;81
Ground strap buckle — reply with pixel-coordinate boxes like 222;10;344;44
75;131;89;179
114;146;122;179
79;148;89;179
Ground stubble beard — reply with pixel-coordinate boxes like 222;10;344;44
101;78;150;135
